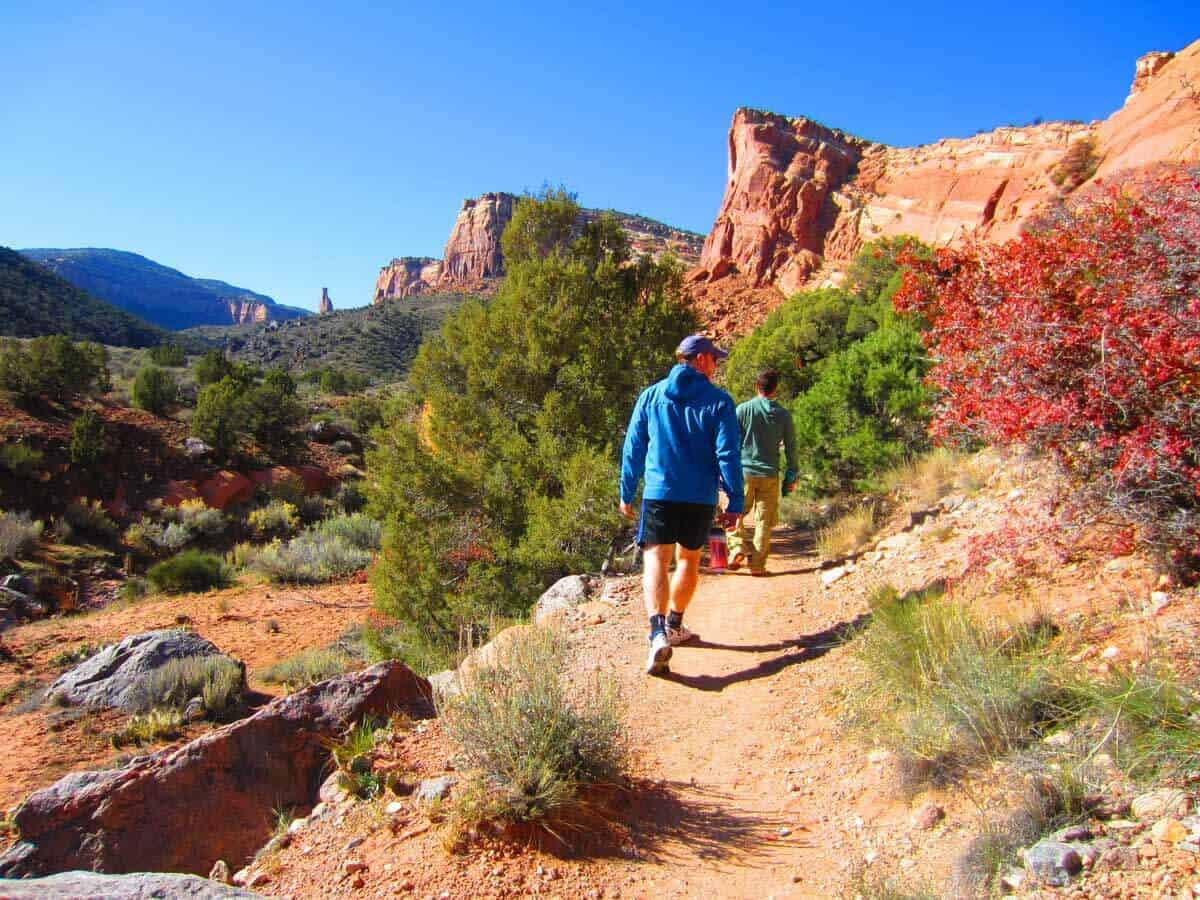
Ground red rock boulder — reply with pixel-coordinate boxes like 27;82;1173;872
197;471;255;510
0;662;432;878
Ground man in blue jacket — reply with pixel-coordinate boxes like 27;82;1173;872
620;334;743;676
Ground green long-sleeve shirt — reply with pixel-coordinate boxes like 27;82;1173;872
736;395;798;478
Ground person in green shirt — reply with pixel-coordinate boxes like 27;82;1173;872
727;369;798;575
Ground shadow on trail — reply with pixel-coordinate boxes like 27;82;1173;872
498;781;792;863
665;613;872;692
622;780;798;864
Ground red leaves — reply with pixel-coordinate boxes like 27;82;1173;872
896;165;1200;562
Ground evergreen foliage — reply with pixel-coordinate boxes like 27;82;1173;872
369;188;694;650
0;335;110;407
131;365;178;415
69;409;107;466
0;246;171;347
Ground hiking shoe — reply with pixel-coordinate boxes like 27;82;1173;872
666;623;698;646
750;569;769;577
727;552;746;571
645;632;672;675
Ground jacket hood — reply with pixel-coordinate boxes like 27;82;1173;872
664;363;710;402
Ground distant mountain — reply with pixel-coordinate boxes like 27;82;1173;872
19;248;310;330
0;246;177;347
187;292;465;380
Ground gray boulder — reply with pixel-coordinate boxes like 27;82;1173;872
48;629;228;712
415;776;457;805
533;574;594;624
1023;839;1082;886
0;871;261;898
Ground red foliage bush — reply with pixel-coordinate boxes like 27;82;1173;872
895;165;1200;568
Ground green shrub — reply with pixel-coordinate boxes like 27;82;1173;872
191;378;243;458
0;510;44;560
243;380;306;457
248;500;300;538
147;550;231;593
791;318;933;495
260;647;350;689
309;513;382;551
69;409;107;466
848;584;1065;782
148;343;187;367
443;627;625;831
251;531;373;584
132;365;178;415
1050;135;1100;191
335;482;367;514
116;577;152;601
162;498;226;537
370;190;692;652
0;336;107;406
194;350;235;386
0;442;45;478
341;396;384;434
126;654;244;717
62;499;119;543
110;707;184;747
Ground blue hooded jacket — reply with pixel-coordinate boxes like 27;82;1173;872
620;364;744;513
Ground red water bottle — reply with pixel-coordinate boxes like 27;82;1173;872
708;527;728;572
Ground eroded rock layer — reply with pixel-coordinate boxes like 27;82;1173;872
691;41;1200;335
373;196;705;303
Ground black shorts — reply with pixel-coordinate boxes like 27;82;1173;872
637;499;715;550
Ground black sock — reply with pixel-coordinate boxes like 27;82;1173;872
649;614;666;638
667;610;684;631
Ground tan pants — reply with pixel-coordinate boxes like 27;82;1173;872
727;475;780;572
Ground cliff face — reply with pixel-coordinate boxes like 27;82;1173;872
691;41;1200;332
225;298;273;324
373;195;705;304
319;288;334;315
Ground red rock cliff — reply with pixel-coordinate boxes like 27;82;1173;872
692;41;1200;332
374;196;705;304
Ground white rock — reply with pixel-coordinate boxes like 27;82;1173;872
1101;646;1120;660
385;800;404;815
821;567;848;587
287;817;308;834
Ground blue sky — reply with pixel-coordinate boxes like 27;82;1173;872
2;2;1196;311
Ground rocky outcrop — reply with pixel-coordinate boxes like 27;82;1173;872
441;192;516;285
319;287;334;314
373;196;705;303
691;40;1200;333
0;662;432;878
48;629;237;712
0;872;262;898
373;257;444;302
224;298;273;324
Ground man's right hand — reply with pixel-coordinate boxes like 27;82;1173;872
619;501;636;520
715;510;739;530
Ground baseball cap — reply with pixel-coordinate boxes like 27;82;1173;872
676;334;729;360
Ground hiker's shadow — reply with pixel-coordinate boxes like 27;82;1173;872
665;613;871;693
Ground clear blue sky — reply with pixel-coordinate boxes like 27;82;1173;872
2;2;1196;311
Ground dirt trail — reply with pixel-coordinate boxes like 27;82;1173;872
571;527;923;898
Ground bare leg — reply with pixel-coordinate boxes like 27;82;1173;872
669;545;702;614
643;543;674;618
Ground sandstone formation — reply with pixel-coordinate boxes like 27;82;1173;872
319;287;334;314
690;40;1200;335
224;298;273;324
373;194;705;303
441;191;516;286
48;629;238;712
0;662;432;878
374;256;444;301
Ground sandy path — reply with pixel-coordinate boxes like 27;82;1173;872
572;527;909;898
